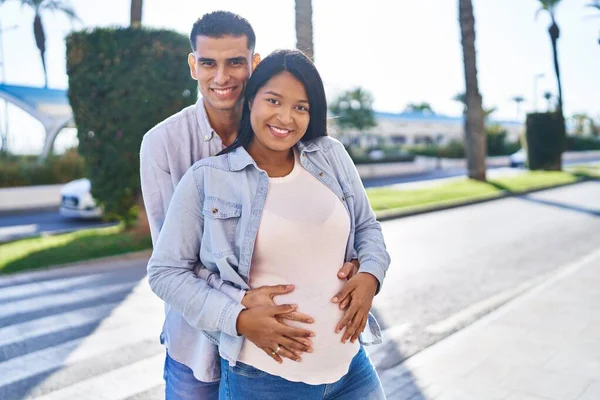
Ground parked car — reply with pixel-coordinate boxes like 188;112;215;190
509;149;527;168
59;178;103;219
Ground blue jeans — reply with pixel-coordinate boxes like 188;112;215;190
164;352;219;400
219;347;386;400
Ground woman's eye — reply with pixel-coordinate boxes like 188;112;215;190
267;99;279;105
297;105;309;112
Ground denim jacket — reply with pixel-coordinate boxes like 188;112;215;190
147;136;391;379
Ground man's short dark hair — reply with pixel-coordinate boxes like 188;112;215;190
190;11;256;52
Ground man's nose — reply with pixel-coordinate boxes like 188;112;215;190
214;66;229;86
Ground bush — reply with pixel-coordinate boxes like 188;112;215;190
0;149;85;188
67;28;197;226
566;135;600;151
346;145;415;164
409;140;466;159
526;112;566;170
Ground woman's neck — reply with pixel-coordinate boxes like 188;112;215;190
248;145;295;178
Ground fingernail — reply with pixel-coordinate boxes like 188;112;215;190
310;333;316;337
339;272;345;277
295;358;302;362
295;350;302;355
335;328;340;334
307;318;314;323
307;348;313;353
332;297;338;303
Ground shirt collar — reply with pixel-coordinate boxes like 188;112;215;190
227;140;322;172
195;98;216;142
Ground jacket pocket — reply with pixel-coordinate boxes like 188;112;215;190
201;197;242;257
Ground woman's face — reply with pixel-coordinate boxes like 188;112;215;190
249;71;311;154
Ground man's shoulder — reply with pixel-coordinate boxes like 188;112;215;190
142;103;198;145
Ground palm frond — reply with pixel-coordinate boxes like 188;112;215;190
40;0;80;21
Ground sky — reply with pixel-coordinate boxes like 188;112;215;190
1;0;599;154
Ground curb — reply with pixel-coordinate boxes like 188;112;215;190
0;249;153;283
375;177;596;222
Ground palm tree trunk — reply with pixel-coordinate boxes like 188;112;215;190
33;14;48;88
130;0;143;28
295;0;314;61
549;21;563;113
459;0;486;181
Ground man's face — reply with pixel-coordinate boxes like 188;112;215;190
188;35;260;112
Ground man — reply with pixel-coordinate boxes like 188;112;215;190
140;11;358;400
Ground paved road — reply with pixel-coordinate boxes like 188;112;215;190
0;182;599;399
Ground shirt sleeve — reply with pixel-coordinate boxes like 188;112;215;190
332;140;391;294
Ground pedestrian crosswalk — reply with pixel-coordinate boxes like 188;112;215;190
0;258;167;400
0;257;405;400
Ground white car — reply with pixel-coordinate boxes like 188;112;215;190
509;149;527;168
59;178;103;219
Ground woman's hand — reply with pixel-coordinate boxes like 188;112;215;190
331;272;379;344
236;304;315;364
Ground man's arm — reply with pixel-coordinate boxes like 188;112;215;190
139;133;245;302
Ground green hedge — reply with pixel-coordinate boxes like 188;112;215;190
566;135;600;151
526;112;566;170
0;149;84;188
66;27;197;225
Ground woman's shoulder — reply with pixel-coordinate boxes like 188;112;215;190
309;136;345;152
190;153;231;173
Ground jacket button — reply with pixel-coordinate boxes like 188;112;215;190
319;172;324;177
302;153;306;157
212;208;218;214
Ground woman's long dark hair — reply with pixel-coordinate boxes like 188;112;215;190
219;49;328;155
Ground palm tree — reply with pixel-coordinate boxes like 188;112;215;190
536;0;564;114
512;96;525;119
459;0;486;181
0;0;79;88
586;1;600;45
130;0;143;28
404;102;435;114
295;0;314;61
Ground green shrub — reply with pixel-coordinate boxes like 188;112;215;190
66;27;197;226
0;149;85;188
566;135;600;151
526;112;566;170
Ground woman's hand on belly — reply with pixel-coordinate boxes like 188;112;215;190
236;304;315;364
331;272;379;344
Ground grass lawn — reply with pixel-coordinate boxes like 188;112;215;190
367;170;587;215
565;163;600;179
0;225;151;275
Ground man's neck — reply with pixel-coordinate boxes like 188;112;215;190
203;99;242;147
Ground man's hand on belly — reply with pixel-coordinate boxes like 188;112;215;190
242;284;314;324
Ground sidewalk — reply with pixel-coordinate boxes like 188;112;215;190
377;248;600;400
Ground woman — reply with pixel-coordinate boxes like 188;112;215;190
148;49;390;399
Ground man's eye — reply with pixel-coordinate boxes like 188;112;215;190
201;62;214;67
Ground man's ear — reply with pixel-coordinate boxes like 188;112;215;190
251;53;261;71
188;53;198;80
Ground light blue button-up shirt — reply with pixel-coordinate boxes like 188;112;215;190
147;136;391;382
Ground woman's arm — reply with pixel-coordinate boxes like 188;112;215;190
147;168;244;337
329;140;391;343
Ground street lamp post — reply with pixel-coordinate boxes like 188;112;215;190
532;73;545;113
0;20;19;153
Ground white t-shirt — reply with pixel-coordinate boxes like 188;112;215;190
237;151;359;384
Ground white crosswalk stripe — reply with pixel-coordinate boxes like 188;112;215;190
0;260;168;400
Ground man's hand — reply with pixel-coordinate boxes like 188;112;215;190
331;272;379;344
236;305;315;364
242;284;314;324
337;259;359;281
